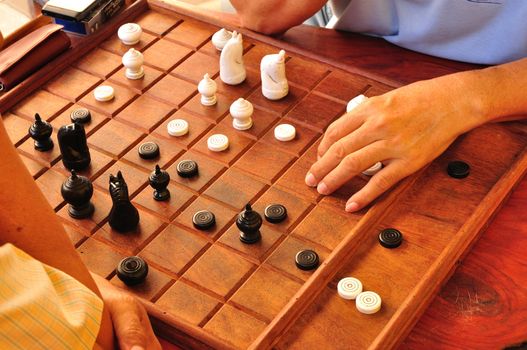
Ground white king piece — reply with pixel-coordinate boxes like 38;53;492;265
261;49;288;100
219;31;246;85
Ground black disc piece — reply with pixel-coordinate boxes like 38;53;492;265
447;160;470;179
176;160;199;178
378;228;403;249
192;210;216;230
295;249;319;271
70;108;91;124
264;204;287;223
138;141;160;159
116;256;148;286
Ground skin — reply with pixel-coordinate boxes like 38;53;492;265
0;117;160;350
231;1;527;212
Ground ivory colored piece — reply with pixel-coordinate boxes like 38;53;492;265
230;98;253;130
117;23;142;45
122;48;144;80
261;49;289;100
198;73;217;106
219;31;246;85
211;28;232;51
347;94;368;113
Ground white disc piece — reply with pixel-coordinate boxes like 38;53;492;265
347;94;368;113
274;124;296;142
207;134;229;152
167;119;189;137
337;277;363;300
118;23;142;45
93;85;115;102
362;162;383;176
356;291;382;314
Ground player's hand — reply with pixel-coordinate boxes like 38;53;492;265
92;273;162;350
305;73;487;212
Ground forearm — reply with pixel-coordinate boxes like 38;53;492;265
0;118;114;349
230;0;327;34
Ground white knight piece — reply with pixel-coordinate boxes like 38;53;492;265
122;48;144;80
261;49;288;100
219;31;246;85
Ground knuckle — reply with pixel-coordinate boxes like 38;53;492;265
325;124;340;141
373;173;394;193
330;141;348;161
341;156;361;174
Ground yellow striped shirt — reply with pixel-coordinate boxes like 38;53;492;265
0;243;103;349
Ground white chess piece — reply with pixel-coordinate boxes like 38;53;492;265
261;49;288;100
122;48;144;80
230;98;253;130
220;31;246;85
198;73;217;106
118;23;142;45
211;28;232;51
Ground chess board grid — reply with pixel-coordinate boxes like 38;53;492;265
3;2;527;349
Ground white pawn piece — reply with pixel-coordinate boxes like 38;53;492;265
198;73;217;106
356;291;382;315
211;28;232;51
207;134;229;152
230;98;253;130
261;49;288;100
167;119;189;137
337;277;363;300
118;23;142;45
220;31;246;85
362;162;383;176
93;85;114;102
347;94;368;113
122;48;144;80
274;124;296;142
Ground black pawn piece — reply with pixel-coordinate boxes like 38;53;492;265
237;203;262;244
61;169;94;219
116;256;148;286
378;228;403;249
58;123;91;171
108;171;140;232
28;113;53;151
447;160;470;179
149;165;170;201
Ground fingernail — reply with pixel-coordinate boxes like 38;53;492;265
305;172;317;187
317;182;329;195
130;346;145;350
345;202;359;212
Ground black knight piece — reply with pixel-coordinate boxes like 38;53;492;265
108;171;140;232
58;122;91;171
61;169;94;219
28;113;53;151
237;203;262;244
149;165;170;201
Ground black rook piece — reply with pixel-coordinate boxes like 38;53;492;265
108;171;140;232
28;113;53;151
149;165;170;201
61;169;94;219
58;122;91;171
237;203;262;244
116;256;148;286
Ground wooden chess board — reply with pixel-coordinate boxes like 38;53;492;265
2;1;527;349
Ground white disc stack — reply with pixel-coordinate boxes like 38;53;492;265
230;98;253;130
198;73;218;106
211;28;232;51
118;23;142;45
122;48;144;80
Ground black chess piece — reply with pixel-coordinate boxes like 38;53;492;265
237;203;262;244
58;122;91;171
108;171;140;232
61;169;94;219
149;165;170;201
28;113;53;151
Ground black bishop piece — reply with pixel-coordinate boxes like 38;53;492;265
61;169;94;219
108;171;140;232
237;203;262;244
149;165;170;201
28;113;53;151
58;122;91;171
